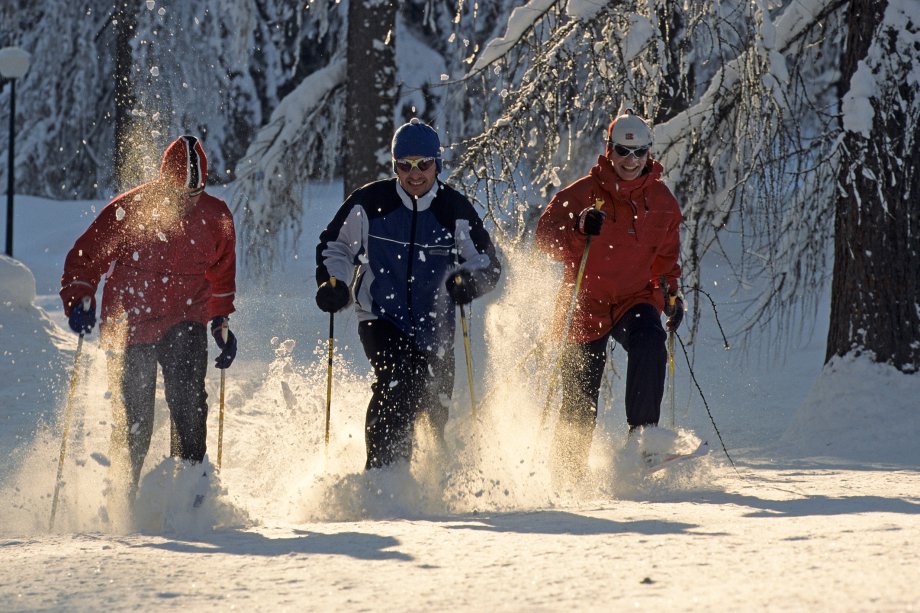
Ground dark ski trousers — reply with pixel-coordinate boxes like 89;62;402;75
108;321;209;494
358;319;453;470
554;303;667;472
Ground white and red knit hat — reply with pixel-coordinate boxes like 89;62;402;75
160;135;207;194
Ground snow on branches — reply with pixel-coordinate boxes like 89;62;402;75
231;59;346;268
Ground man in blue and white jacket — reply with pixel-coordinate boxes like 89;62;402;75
315;118;501;469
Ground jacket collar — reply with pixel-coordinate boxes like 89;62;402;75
395;180;439;211
590;155;663;196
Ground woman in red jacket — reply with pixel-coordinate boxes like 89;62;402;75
60;135;237;500
535;110;684;481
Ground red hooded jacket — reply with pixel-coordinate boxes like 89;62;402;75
535;155;681;343
60;183;236;347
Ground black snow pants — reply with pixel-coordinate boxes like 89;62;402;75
358;318;454;470
108;321;209;494
553;302;667;474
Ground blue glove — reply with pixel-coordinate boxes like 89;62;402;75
68;297;96;334
210;316;237;369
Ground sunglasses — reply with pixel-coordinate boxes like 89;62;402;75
395;157;436;173
612;144;649;158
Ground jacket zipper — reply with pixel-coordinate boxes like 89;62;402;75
406;195;418;333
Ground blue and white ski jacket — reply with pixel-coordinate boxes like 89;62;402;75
316;178;501;352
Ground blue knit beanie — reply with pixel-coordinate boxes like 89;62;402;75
391;118;442;173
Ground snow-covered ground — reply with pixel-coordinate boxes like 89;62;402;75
1;192;918;611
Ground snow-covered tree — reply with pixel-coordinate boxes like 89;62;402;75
112;2;136;191
0;1;342;198
228;3;347;264
1;1;118;198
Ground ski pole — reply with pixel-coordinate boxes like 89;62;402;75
324;277;336;452
217;319;229;471
663;288;678;429
540;197;604;427
458;299;477;420
49;297;90;530
667;329;676;429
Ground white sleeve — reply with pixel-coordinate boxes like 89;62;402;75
320;204;369;283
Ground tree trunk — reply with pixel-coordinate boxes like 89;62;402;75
344;0;397;196
112;2;137;192
827;0;920;372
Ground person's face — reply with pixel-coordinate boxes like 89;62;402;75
608;143;649;181
182;192;202;213
395;156;437;198
169;189;201;218
155;188;199;223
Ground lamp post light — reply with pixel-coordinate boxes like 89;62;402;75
0;46;31;258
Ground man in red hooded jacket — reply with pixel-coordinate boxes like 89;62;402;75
535;110;684;479
60;135;237;499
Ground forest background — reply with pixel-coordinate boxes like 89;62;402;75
1;0;918;378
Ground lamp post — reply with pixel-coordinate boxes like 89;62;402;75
0;46;31;258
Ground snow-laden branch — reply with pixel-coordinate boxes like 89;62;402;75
656;0;841;175
231;58;347;266
466;0;562;78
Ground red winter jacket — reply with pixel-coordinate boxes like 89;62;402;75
60;181;236;346
535;156;681;343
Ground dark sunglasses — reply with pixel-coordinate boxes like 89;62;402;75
395;157;436;173
612;144;649;158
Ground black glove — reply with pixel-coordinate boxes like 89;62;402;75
210;316;237;369
663;294;684;332
446;268;478;305
576;206;606;236
68;297;96;334
315;279;350;313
